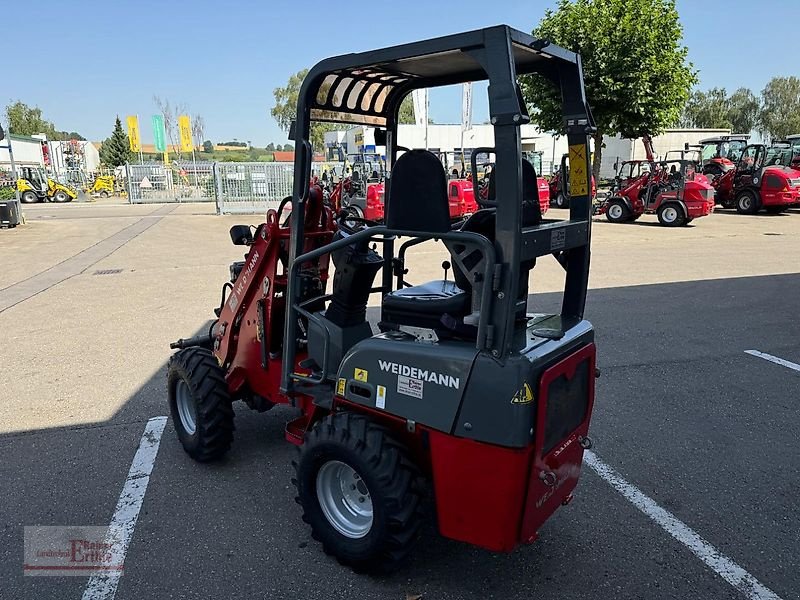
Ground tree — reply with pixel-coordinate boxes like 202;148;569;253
99;116;133;167
679;88;730;129
272;68;342;152
6;100;57;138
154;96;188;157
727;88;760;133
398;96;415;124
192;115;206;150
202;140;214;153
266;142;275;152
283;143;294;151
679;87;760;133
521;0;697;178
759;76;800;141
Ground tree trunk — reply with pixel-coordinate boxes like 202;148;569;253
592;130;603;182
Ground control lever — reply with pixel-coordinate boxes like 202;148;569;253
441;260;451;291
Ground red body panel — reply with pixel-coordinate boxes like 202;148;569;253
429;343;596;552
447;179;477;218
713;166;800;207
364;182;385;221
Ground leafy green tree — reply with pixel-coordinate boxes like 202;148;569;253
283;143;294;151
727;88;760;133
759;76;800;141
398;96;415;124
680;88;730;129
99;116;133;167
521;0;697;178
202;140;214;153
266;142;275;151
272;68;340;152
6;100;57;138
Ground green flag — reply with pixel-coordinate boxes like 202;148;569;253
152;114;166;153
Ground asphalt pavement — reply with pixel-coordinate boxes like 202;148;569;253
1;200;798;599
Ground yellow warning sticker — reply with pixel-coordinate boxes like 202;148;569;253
337;378;346;396
354;368;368;382
569;143;589;197
511;382;535;404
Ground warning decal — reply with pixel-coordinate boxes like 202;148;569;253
337;378;346;396
569;144;589;197
376;385;386;409
397;375;423;399
511;382;534;404
354;368;368;382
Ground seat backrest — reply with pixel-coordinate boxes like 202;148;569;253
451;159;541;296
386;149;451;233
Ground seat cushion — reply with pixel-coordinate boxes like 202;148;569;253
382;280;469;329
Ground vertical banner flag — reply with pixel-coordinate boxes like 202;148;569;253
152;115;167;153
126;116;141;152
461;83;473;132
411;89;428;127
178;115;193;152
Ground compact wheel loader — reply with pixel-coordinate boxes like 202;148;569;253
168;25;599;573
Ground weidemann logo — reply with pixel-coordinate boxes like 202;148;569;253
378;361;460;389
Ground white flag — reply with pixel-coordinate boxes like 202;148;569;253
461;83;473;132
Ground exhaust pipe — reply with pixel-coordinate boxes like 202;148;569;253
169;333;213;350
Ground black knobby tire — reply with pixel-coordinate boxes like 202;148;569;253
53;190;71;203
21;191;39;203
735;190;759;215
167;347;234;462
657;202;686;227
293;413;426;574
605;199;629;223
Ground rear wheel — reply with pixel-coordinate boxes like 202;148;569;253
167;347;234;462
99;190;110;198
294;413;426;574
735;190;759;215
21;191;39;203
555;193;569;208
605;199;629;223
52;190;71;203
657;203;686;227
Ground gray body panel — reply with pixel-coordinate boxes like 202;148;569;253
337;316;594;448
337;332;479;433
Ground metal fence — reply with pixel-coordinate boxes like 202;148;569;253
215;161;344;214
126;162;215;204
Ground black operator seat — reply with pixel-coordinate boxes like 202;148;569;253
381;150;471;329
451;159;541;313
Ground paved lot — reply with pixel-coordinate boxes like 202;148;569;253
1;201;798;599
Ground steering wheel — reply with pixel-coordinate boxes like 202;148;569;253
336;209;380;234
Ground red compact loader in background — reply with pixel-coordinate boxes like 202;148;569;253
549;152;596;208
698;134;750;176
167;26;598;574
712;143;800;213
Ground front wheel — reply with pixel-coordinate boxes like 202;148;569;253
555;193;569;208
167;347;234;462
605;199;629;223
52;190;71;203
735;190;758;215
657;203;686;227
294;413;426;574
21;191;39;203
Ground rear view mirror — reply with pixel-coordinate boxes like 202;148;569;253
229;224;254;246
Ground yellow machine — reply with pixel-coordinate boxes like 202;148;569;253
16;166;78;203
89;175;115;197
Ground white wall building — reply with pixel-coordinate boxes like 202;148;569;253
0;135;46;168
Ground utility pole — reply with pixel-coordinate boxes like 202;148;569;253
0;122;23;223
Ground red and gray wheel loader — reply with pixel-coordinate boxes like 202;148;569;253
712;143;800;213
698;134;750;177
167;26;598;573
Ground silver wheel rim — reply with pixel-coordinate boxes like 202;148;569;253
608;204;623;219
316;460;373;538
740;196;751;210
662;206;678;223
56;192;67;202
557;194;565;207
175;380;197;435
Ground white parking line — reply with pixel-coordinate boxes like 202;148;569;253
744;350;800;373
583;450;784;600
82;416;168;600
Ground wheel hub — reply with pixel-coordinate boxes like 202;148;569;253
662;206;678;222
608;204;623;219
175;379;197;435
316;460;373;538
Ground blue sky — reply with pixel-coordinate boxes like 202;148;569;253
5;0;798;145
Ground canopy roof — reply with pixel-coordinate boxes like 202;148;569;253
301;26;582;127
